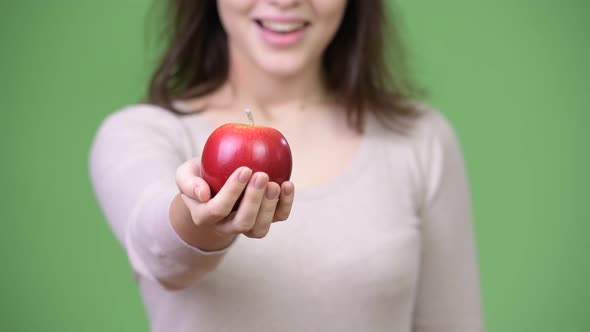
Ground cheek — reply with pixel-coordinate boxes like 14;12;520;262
311;0;347;45
217;0;253;39
314;0;348;23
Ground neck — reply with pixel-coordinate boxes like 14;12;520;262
223;45;330;119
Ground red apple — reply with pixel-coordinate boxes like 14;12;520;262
201;121;293;204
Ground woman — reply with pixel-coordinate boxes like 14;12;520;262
89;0;484;331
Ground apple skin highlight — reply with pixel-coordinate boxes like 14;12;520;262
201;123;293;198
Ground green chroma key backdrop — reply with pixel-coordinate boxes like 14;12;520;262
1;0;588;331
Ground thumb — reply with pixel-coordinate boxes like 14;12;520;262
193;177;211;203
176;158;212;202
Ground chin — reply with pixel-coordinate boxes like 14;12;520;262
253;50;316;79
259;62;309;78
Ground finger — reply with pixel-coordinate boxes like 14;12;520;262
244;182;280;239
175;158;211;202
216;172;268;235
273;181;295;222
195;167;252;225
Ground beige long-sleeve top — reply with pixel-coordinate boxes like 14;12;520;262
88;103;484;332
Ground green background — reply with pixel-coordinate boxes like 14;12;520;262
1;0;588;331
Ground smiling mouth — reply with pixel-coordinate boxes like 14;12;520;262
255;20;310;34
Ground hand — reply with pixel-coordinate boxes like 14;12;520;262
175;157;295;239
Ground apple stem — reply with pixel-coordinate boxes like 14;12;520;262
244;108;255;126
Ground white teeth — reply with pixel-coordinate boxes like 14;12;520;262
260;21;306;33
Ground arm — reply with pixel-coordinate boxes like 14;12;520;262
88;105;233;290
412;110;485;331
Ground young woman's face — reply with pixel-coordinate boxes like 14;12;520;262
217;0;347;78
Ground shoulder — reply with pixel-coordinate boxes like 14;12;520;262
374;101;468;201
372;100;462;153
94;103;194;145
378;101;464;165
399;101;465;160
90;103;194;159
404;101;460;146
97;103;182;132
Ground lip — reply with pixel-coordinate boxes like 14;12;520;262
255;16;309;24
254;17;310;48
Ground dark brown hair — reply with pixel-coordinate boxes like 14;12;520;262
147;0;424;133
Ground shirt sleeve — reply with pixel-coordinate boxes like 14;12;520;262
412;109;485;331
88;104;232;290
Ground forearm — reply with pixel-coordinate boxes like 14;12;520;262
123;188;235;290
90;106;236;290
169;193;236;251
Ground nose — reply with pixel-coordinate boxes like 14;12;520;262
268;0;300;9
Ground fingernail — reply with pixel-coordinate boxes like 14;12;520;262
238;167;252;184
194;185;202;201
254;173;268;190
283;182;294;196
266;186;280;200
